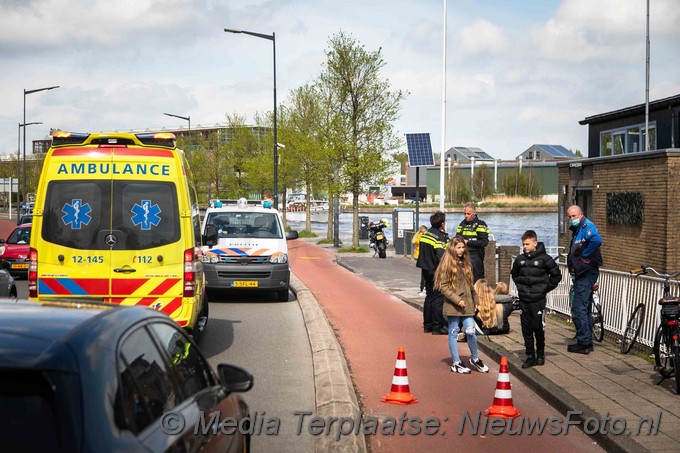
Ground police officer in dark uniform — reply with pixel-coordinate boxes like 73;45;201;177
456;203;490;283
416;211;449;334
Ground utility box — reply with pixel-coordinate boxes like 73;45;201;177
392;208;415;255
359;215;370;240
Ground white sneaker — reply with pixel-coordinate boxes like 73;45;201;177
450;361;471;374
469;358;489;373
418;290;426;296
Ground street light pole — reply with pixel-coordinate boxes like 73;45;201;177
23;85;59;212
17;121;42;220
224;28;278;209
163;112;191;156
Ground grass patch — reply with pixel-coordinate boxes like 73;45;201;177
338;246;369;253
297;229;318;238
317;238;342;245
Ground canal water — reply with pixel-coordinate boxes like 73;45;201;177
285;211;558;249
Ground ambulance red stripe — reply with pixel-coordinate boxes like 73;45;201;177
149;278;181;295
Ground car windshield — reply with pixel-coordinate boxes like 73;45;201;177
205;212;282;239
7;226;30;245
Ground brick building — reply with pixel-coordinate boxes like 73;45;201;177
558;95;680;273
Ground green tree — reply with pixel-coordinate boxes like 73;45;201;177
447;167;472;204
574;149;583;157
471;164;494;199
319;31;406;247
393;151;408;175
278;83;330;231
502;168;542;198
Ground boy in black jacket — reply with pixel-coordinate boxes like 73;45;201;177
511;230;562;368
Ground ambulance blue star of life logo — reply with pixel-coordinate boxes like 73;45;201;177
131;199;161;230
62;199;92;229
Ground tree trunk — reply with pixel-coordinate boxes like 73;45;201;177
352;192;359;248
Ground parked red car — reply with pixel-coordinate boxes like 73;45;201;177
0;223;31;278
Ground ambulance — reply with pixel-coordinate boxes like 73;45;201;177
201;198;298;301
29;131;208;340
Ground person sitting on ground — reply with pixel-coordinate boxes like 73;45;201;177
491;282;515;335
473;279;497;334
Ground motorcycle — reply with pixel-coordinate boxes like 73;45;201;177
368;218;389;259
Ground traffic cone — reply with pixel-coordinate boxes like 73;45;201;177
381;346;418;405
485;356;521;418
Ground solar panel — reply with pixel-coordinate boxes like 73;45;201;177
406;133;435;166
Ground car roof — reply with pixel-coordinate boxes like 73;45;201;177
0;301;168;370
205;206;279;215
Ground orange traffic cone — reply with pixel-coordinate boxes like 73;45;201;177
381;346;418;405
485;356;521;418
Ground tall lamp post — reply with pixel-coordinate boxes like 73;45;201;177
163;112;191;155
24;85;59;211
17;121;42;220
224;28;278;209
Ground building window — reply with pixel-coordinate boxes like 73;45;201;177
528;151;533;159
536;150;540;159
600;122;656;156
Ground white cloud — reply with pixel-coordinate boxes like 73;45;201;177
532;0;680;63
458;18;509;55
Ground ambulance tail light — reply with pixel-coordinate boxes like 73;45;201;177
183;248;195;297
29;248;38;298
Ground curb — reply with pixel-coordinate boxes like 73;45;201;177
290;272;367;453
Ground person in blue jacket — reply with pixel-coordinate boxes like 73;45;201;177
566;205;603;354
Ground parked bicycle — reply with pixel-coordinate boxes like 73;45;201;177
627;265;680;394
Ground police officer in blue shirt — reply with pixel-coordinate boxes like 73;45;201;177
566;205;603;354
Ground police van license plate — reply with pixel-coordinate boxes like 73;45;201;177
11;263;29;269
232;281;258;288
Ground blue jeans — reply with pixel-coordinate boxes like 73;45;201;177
572;267;599;346
447;316;479;363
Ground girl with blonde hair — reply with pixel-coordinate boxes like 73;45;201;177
474;279;497;332
435;236;489;374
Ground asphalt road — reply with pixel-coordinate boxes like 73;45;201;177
192;289;316;453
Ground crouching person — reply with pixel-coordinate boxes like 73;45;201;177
511;230;562;368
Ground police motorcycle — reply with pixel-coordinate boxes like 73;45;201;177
368;218;389;259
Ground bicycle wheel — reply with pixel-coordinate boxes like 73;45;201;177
653;325;672;378
621;303;645;354
674;342;680;394
592;302;604;342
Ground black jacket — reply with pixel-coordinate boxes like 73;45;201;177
416;227;448;271
456;216;489;257
511;242;562;303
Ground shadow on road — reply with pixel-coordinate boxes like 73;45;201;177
199;317;238;359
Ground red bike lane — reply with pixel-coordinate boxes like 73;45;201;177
289;240;602;452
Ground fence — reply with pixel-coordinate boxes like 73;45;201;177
510;262;680;350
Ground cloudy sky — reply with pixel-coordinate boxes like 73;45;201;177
1;0;678;161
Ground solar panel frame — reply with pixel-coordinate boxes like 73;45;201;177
405;133;435;166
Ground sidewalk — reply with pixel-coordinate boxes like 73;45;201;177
325;244;680;453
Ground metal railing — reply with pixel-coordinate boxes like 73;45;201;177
510;263;680;349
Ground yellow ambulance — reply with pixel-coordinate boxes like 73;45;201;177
29;131;208;340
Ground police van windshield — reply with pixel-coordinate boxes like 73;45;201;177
205;212;282;239
42;180;180;250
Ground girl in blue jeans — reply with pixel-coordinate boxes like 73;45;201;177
435;236;489;373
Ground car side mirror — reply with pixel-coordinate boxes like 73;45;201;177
203;224;218;248
217;364;254;393
286;230;299;241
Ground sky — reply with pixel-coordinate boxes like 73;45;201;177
1;0;679;162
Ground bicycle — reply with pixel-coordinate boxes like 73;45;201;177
629;265;680;394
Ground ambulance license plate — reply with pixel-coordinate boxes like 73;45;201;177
232;281;258;288
11;263;29;269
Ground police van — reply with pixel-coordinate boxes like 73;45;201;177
29;131;208;340
202;198;298;301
